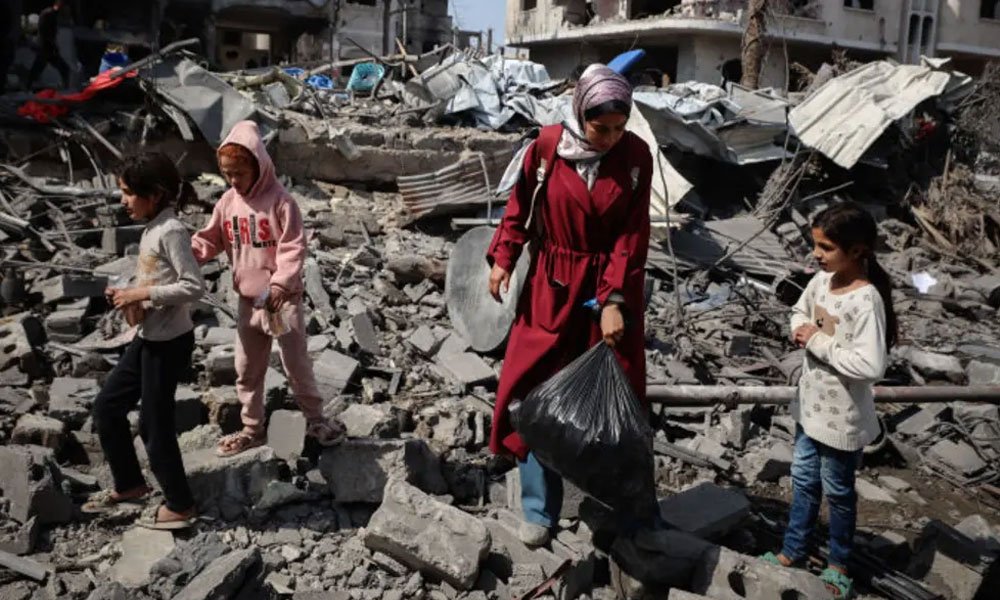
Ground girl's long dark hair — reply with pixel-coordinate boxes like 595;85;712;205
116;152;196;213
812;202;898;348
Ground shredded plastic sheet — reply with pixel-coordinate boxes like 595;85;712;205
510;343;657;519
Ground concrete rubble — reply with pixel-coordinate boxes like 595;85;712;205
0;21;998;600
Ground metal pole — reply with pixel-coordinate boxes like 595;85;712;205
646;385;1000;406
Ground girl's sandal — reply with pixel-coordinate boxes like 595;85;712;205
820;567;854;599
760;552;798;567
137;503;197;531
216;429;266;457
307;418;346;447
81;488;149;514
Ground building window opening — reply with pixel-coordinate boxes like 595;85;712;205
844;0;874;9
347;0;378;6
523;0;538;10
982;1;1000;20
920;16;933;52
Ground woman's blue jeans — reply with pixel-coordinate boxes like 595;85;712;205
781;425;862;569
519;452;564;528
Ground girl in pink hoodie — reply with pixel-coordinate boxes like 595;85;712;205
192;120;345;456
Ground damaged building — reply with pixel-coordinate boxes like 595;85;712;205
505;0;1000;85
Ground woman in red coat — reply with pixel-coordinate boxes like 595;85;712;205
487;64;652;546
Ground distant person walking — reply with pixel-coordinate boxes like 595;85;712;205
26;0;69;89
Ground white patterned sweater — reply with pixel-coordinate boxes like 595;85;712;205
790;272;888;452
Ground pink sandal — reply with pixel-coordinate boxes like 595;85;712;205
217;429;266;457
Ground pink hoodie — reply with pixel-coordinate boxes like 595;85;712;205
192;120;306;299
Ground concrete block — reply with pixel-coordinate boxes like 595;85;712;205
174;385;208;434
967;360;1000;385
708;408;753;449
351;312;380;356
407;325;440;355
899;347;966;383
855;478;898;504
610;529;715;589
314;349;360;398
691;546;833;600
102;225;144;256
205;345;237;386
44;307;88;342
110;528;175;589
11;413;65;450
911;520;999;600
266;410;307;461
318;438;446;503
46;377;99;430
658;482;750;540
36;274;108;304
435;352;496;388
183;446;284;520
0;445;73;525
173;548;261;600
363;479;491;590
339;402;397;438
928;439;988;477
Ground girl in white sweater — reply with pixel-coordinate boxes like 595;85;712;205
763;202;898;599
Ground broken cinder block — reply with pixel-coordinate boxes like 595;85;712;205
318;438;446;503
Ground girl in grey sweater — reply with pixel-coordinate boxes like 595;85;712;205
82;153;205;530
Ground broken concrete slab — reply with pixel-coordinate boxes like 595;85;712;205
911;519;998;600
172;548;261;600
47;376;99;430
183;445;285;520
610;528;715;589
434;352;496;389
36;274;108;304
339;402;397;438
855;478;898;504
0;445;73;525
0;548;49;582
955;514;1000;554
740;442;792;483
967;360;1000;385
351;312;380;356
44;306;88;342
877;475;912;493
110;528;176;589
928;439;988;477
363;479;491;590
899;347;966;383
407;325;441;356
314;349;360;397
11;413;65;450
267;409;308;461
658;482;750;540
318;438;446;503
893;405;950;437
691;546;834;600
253;480;309;513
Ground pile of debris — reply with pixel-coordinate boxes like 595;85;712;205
1;41;999;600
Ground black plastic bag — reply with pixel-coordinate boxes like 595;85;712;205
510;342;656;519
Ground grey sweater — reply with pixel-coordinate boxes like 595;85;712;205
136;208;205;341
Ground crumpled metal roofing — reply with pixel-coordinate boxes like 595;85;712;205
789;57;974;169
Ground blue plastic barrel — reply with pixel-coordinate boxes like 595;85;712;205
99;51;129;74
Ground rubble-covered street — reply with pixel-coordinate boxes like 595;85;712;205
1;4;1000;600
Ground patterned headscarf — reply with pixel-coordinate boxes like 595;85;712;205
556;64;633;189
572;64;633;129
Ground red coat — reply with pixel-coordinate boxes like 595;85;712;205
487;125;652;459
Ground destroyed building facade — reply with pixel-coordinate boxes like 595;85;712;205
505;0;1000;84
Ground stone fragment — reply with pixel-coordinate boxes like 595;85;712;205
183;446;284;520
203;387;242;434
363;479;491;590
911;520;998;600
351;312;380;356
740;442;792;483
434;352;496;388
47;376;99;429
319;439;446;503
0;313;44;375
172;548;261;600
708;408;753;449
44;307;88;342
407;325;440;355
893;405;950;437
11;413;65;450
206;345;237;386
267;410;308;461
877;475;912;493
110;528;176;588
339;403;397;438
254;480;309;513
0;548;48;582
314;349;360;397
899;347;965;383
658;482;750;540
36;274;107;304
928;439;988;477
0;445;72;525
691;546;833;599
967;360;1000;385
855;479;898;504
610;529;714;589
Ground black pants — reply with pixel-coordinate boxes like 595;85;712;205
93;331;195;512
27;42;69;89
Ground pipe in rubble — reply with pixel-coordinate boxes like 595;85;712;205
646;384;1000;405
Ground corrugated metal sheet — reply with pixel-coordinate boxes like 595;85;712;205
398;155;492;221
789;58;973;169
